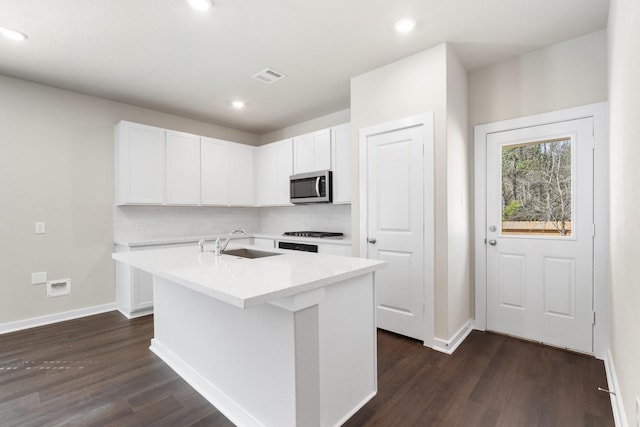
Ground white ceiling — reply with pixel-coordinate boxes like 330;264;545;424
0;0;609;135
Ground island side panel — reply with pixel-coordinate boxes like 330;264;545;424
151;276;299;427
319;273;377;426
294;305;321;426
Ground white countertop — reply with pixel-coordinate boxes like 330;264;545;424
112;243;384;308
114;233;351;248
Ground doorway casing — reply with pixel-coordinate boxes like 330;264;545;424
358;113;435;348
473;102;609;359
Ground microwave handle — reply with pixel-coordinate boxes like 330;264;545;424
315;177;321;197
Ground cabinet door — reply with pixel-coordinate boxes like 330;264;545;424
254;144;276;206
275;138;293;204
317;242;352;256
133;268;154;310
201;137;229;205
254;139;292;206
253;238;275;249
293;129;331;174
228;143;254;206
331;123;352;203
166;130;200;205
116;121;165;204
313;129;331;171
293;133;314;174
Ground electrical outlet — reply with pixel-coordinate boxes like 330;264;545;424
35;222;46;234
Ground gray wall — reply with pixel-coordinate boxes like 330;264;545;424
466;29;607;321
0;74;257;324
260;109;350;145
608;0;640;423
351;43;472;342
468;30;607;127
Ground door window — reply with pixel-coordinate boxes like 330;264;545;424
500;137;573;237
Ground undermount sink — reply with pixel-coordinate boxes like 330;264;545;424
222;248;282;259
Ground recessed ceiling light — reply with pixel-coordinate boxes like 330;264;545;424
0;27;28;41
187;0;212;12
394;18;416;33
232;100;245;110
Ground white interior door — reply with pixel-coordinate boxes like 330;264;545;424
485;118;594;353
367;125;424;340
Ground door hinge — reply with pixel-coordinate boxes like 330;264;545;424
592;223;596;237
592;311;596;325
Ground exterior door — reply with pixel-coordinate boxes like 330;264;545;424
367;125;424;340
485;118;594;353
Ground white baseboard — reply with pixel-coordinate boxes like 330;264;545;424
150;338;264;427
605;350;628;427
432;319;474;355
117;307;153;319
0;303;117;335
151;337;372;427
333;390;376;427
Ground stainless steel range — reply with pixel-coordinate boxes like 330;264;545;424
280;231;344;252
283;231;344;239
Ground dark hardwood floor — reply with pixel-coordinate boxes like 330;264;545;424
0;312;613;426
345;330;614;427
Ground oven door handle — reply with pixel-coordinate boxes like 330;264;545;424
315;177;321;197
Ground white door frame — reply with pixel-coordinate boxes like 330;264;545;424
474;102;609;359
358;113;435;348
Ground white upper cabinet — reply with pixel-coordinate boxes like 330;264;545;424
115;121;166;205
227;142;254;206
275;139;294;204
166;130;201;205
201;137;229;205
331;123;352;204
254;138;293;206
293;129;331;174
254;144;274;207
115;120;350;207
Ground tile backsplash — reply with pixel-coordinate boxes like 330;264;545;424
114;204;351;243
113;206;260;242
259;204;351;237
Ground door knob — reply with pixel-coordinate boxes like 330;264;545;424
488;239;497;246
367;238;377;244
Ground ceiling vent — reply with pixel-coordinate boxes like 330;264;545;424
252;68;286;85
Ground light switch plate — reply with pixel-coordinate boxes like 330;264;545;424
31;272;47;285
35;222;46;234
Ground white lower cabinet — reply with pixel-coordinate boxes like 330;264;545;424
316;242;352;256
115;242;192;318
275;239;352;256
253;237;275;249
115;237;350;319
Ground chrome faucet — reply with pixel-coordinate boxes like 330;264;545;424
213;228;246;256
198;239;206;253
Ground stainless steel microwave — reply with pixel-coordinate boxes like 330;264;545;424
290;170;332;204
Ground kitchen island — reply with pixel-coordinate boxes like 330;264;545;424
112;244;385;427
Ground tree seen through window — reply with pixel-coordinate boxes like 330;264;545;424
501;138;572;236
